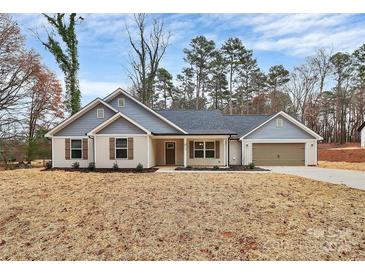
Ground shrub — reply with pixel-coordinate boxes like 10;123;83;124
186;165;192;170
248;162;255;169
135;163;143;172
213;165;219;170
88;162;95;171
71;162;80;169
45;161;52;169
112;162;119;171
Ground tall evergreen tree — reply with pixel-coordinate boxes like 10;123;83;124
221;38;246;114
155;68;174;109
183;36;215;110
267;65;290;113
176;67;196;109
41;13;83;115
209;51;228;110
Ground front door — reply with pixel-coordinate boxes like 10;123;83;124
165;142;176;165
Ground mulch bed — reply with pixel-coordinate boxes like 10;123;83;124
175;165;269;171
44;167;158;173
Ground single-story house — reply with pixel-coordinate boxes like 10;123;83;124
358;122;365;147
45;88;323;168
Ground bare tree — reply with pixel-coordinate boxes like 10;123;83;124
126;14;170;107
0;14;37;139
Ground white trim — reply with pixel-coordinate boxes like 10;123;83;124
115;137;128;159
239;111;323;140
96;108;104;119
242;139;316;143
52;135;87;139
45;98;118;137
193;140;215;159
164;141;177;165
70;138;83;160
94;133;146;137
51;137;55;164
150;135;230;139
87;112;151;135
104;88;188;134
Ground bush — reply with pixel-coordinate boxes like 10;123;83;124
71;162;80;169
186;165;192;170
213;165;219;170
135;163;143;172
248;162;255;169
45;161;52;169
112;162;119;171
88;162;95;171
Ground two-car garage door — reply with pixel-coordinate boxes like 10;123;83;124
252;143;305;166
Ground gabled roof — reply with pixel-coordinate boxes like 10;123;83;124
87;112;151;135
223;114;273;139
45;98;118;137
239;111;323;140
104;88;188;134
157;110;235;135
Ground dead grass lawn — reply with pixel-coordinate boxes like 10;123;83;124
0;169;364;260
319;161;365;172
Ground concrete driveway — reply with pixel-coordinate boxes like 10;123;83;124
268;166;365;191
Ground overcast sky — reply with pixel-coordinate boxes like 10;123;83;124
13;13;365;104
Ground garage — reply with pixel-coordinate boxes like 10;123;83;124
252;143;305;166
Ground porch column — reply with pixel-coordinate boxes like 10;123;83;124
183;137;187;167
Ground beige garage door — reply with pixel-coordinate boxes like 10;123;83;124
252;143;305;166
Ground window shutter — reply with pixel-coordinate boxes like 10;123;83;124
65;138;70;160
215;140;220;159
109;138;115;160
128;137;134;160
82;139;88;160
189;141;194;159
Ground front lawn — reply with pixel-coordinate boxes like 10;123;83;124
0;169;364;260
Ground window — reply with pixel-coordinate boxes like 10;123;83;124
276;118;283;128
194;141;215;158
194;141;204;158
205;141;215;158
96;108;104;119
71;139;82;159
166;143;175;149
115;138;128;159
118;98;125;108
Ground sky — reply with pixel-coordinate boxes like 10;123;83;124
13;13;365;105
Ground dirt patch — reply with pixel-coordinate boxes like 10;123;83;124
318;143;365;163
0;168;364;260
318;161;365;172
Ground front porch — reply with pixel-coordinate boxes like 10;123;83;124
149;135;230;168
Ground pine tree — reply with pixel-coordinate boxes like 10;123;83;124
183;36;215;110
155;68;174;109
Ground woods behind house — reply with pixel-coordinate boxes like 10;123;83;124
128;15;365;144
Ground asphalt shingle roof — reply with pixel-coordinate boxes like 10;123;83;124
157;109;272;138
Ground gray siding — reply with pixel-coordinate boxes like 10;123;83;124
97;116;146;134
55;103;115;136
245;115;314;139
108;95;180;134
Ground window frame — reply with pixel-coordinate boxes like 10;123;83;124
205;141;215;158
96;108;104;119
194;141;215;159
118;98;125;108
70;139;83;159
115;137;128;159
276;118;284;128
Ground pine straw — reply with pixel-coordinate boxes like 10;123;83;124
0;169;364;261
319;161;365;172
